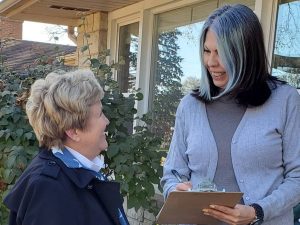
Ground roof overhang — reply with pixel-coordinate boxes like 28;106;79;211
0;0;143;26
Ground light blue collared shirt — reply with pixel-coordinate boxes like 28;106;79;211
51;146;104;172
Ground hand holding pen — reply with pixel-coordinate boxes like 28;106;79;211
171;169;192;191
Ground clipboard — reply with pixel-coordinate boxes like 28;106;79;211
156;191;243;224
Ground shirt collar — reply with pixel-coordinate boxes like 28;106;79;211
52;146;104;173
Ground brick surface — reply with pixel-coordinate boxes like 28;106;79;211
0;17;23;39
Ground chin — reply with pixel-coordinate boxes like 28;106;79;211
98;148;106;154
214;83;227;89
99;145;108;152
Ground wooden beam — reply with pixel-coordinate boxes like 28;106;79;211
6;0;40;17
10;12;80;26
0;0;22;14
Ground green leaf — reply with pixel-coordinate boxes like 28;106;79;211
16;129;23;137
3;169;15;184
16;155;28;170
122;182;129;193
90;58;101;68
0;91;11;97
0;130;4;138
5;133;10;140
24;132;33;140
80;45;89;53
6;155;16;168
107;145;119;158
12;114;21;123
127;196;138;210
135;92;143;101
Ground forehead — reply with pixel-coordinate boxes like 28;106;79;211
204;29;218;48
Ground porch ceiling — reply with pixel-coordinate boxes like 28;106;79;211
0;0;144;26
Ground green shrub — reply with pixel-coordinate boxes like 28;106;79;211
90;51;165;211
0;48;165;224
0;54;61;224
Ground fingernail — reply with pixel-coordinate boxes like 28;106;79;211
202;209;208;213
210;205;215;208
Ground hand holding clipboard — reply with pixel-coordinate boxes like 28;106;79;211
157;171;243;224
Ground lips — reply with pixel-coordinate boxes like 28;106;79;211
211;72;225;77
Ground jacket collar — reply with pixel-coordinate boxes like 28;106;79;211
39;148;98;188
39;148;126;225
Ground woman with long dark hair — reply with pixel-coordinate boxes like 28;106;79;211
161;4;300;225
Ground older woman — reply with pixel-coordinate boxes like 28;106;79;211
4;69;129;225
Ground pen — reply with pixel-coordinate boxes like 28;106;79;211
171;169;183;183
171;169;192;191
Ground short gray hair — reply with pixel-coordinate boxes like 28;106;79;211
26;69;104;149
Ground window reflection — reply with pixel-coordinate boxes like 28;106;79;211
117;22;139;93
272;0;300;89
150;3;210;150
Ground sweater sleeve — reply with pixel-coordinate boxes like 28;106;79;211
160;98;191;199
257;88;300;220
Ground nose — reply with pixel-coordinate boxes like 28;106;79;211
207;53;218;67
104;115;110;126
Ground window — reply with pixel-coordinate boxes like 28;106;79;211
272;0;300;89
117;22;139;93
149;0;256;149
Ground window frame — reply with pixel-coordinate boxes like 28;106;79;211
108;0;277;116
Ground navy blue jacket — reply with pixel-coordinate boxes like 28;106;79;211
4;149;129;225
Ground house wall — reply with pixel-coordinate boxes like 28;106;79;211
76;12;108;67
0;17;22;39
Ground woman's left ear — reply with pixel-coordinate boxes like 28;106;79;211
65;129;80;142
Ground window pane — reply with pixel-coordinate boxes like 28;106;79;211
150;3;207;150
272;0;300;89
117;22;139;93
150;0;256;149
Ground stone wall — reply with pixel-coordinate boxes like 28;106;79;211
0;17;23;39
76;12;108;67
125;193;164;225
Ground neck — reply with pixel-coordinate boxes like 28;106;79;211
63;140;94;160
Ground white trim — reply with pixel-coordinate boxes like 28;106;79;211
255;0;279;66
149;0;211;14
108;11;141;79
136;9;155;115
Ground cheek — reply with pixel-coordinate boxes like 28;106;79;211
203;55;208;66
224;73;229;81
217;57;226;71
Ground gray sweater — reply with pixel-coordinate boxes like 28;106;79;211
161;84;300;225
206;95;246;194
